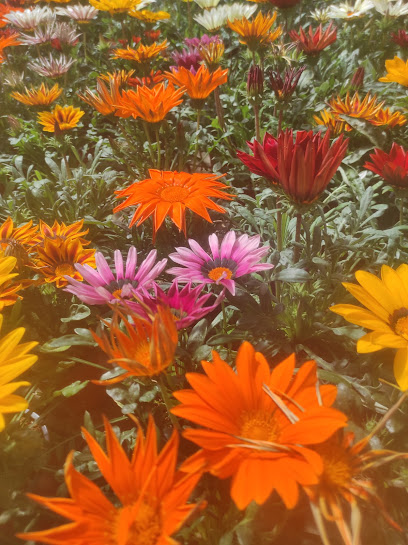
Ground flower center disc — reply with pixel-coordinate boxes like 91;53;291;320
239;410;279;442
390;308;408;340
160;186;190;203
208;266;233;282
55;263;75;276
114;501;162;545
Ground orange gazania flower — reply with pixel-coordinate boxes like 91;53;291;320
306;431;408;545
114;82;185;123
0;32;20;63
0;254;23;310
228;11;282;51
39;219;92;246
0;217;40;268
37;105;85;133
165;65;228;103
370;107;407;128
313;109;352;135
92;305;178;384
18;416;202;545
33;238;95;288
99;69;136;85
127;70;165;88
114;169;233;237
112;40;168;63
328;92;384;122
78;76;121;116
11;83;62;106
173;342;348;510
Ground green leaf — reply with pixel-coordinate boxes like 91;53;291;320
54;380;89;398
274;268;311;282
61;304;91;323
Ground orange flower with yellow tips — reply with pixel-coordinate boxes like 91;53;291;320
306;431;408;545
37;105;85;133
173;342;348;510
18;416;202;545
91;305;178;384
114;169;232;238
112;40;168;63
10;83;62;106
228;11;282;51
114;82;185;122
33;238;95;288
78;76;121;116
39;219;92;246
328;91;384;122
99;68;135;84
313;109;352;135
128;9;170;22
0;217;40;268
165;65;228;105
370;107;407;128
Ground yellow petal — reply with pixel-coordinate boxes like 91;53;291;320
357;333;385;353
0;394;28;413
342;282;390;322
0;327;26;363
0;355;37;386
355;270;399;314
394;348;408;391
381;265;408;309
0;380;30;398
330;304;391;331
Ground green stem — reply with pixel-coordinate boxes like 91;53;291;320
193;109;201;170
83;31;87;58
155;125;161;169
400;198;404;227
213;86;226;131
275;196;282;303
143;121;155;165
278;108;283;134
365;390;408;444
253;101;260;142
158;374;181;431
187;0;192;36
294;212;302;262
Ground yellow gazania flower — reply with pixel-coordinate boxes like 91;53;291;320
228;11;282;51
0;217;41;269
37;105;85;133
112;40;168;63
0;314;38;431
33;238;96;288
11;83;63;107
330;264;408;390
89;0;142;14
0;254;23;311
328;92;384;122
379;56;408;87
99;69;135;84
370;108;407;128
128;9;170;22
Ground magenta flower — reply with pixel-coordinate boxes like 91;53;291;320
64;246;167;305
171;48;202;72
132;280;224;329
167;231;273;295
185;34;222;49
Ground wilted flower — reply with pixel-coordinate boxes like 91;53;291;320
3;6;55;30
268;65;306;100
27;53;75;77
37;105;85;133
328;0;373;19
167;231;273;295
379;56;408;87
364;143;408;188
289;22;337;54
11;83;62;106
55;4;99;23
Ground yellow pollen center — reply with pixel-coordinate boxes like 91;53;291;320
160;186;190;203
113;500;162;545
239;410;279;442
315;442;353;490
208;267;233;282
55;263;75;276
394;316;408;339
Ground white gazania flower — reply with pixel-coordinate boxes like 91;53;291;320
20;22;81;46
194;0;221;8
3;6;55;31
1;70;25;88
194;5;229;30
27;54;75;78
55;4;99;23
328;0;373;18
227;2;257;21
371;0;408;16
310;7;331;22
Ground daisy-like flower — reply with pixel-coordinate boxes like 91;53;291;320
114;82;185;122
310;7;331;23
0;254;23;310
194;6;230;31
370;107;406;127
99;68;136;84
289;22;337;54
37;105;85;133
128;9;170;22
173;342;348;509
330;264;408;390
114;170;232;239
18;416;202;544
3;6;55;30
371;0;408;16
307;431;408;545
199;40;225;69
228;11;282;51
92;305;178;383
171;47;202;72
167;231;273;295
89;0;142;14
38;219;92;246
379;56;408;87
328;91;384;122
10;83;62;106
0;314;37;431
55;4;99;23
2;70;25;88
364;143;408;188
194;0;221;8
268;65;306;101
112;40;168;63
65;246;167;305
227;2;258;22
78;76;121;116
165;65;228;105
328;0;373;19
0;217;40;268
20;21;80;47
27;53;75;78
137;280;224;329
314;109;352;135
33;238;95;288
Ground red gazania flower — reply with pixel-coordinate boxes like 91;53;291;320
289;22;337;54
391;30;408;49
364;143;408;189
173;342;348;510
238;130;348;204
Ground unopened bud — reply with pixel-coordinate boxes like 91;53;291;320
349;67;364;91
247;64;264;98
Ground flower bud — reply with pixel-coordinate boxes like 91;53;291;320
247;64;263;98
349;67;364;91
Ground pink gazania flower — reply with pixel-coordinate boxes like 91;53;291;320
64;246;167;305
167;231;273;295
134;280;224;329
